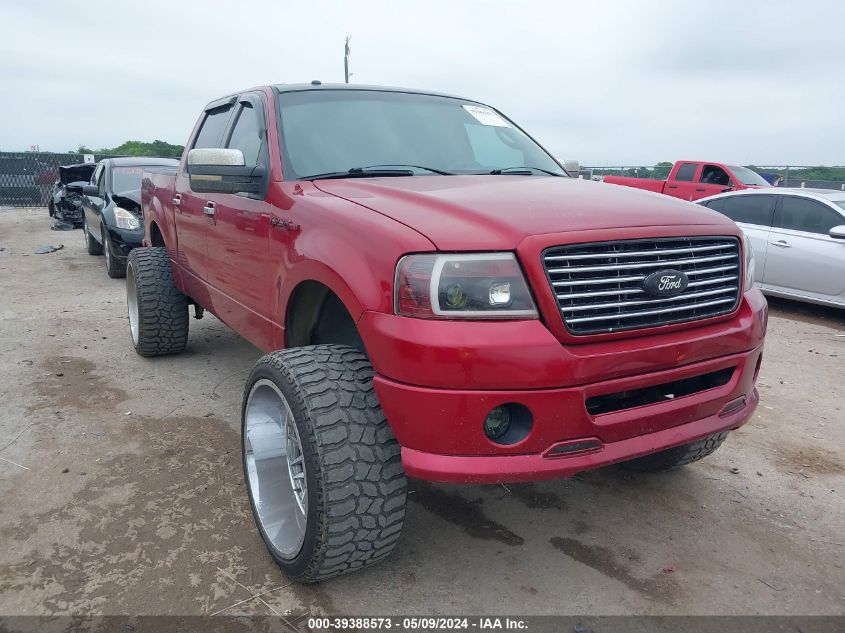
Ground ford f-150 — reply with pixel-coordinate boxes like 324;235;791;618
128;84;767;582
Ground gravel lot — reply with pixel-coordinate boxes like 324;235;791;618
0;207;843;616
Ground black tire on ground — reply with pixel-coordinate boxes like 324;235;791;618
103;227;126;278
243;345;407;582
126;247;188;356
621;431;729;473
84;217;102;255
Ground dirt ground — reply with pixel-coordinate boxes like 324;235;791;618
0;207;843;617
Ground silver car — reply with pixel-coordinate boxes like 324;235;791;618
697;188;845;308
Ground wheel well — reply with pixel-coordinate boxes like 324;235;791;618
149;222;165;247
285;281;365;353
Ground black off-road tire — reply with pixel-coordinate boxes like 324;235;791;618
84;217;102;255
103;227;127;278
243;345;407;582
621;431;729;473
126;247;188;357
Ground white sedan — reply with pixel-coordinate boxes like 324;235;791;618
697;188;845;308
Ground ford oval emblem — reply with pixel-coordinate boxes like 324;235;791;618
642;269;689;298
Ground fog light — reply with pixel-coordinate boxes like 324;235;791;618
484;406;511;440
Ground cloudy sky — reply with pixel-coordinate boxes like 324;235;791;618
1;0;843;166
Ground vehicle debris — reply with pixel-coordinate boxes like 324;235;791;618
34;244;64;254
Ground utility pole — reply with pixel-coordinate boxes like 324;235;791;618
344;36;351;83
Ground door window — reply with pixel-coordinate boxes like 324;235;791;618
701;198;725;212
700;164;731;186
674;163;697;181
97;164;106;196
720;195;774;226
226;103;263;166
774;196;843;235
193;106;233;149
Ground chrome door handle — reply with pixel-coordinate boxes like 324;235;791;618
172;195;181;206
203;204;216;216
770;239;791;248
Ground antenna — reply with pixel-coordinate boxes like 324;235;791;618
344;36;351;83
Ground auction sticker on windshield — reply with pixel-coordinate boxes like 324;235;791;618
462;105;511;127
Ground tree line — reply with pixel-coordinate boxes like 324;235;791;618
72;140;184;158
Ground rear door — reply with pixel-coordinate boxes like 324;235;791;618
763;195;845;303
664;162;699;200
205;93;273;324
706;194;775;284
174;100;236;287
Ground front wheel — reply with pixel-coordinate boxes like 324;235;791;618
621;431;729;473
242;345;407;582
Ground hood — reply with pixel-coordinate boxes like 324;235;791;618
59;163;96;185
314;176;736;250
113;189;141;211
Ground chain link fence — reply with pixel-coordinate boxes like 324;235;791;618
0;152;119;208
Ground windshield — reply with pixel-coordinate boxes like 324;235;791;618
728;165;770;187
277;90;566;180
110;166;149;194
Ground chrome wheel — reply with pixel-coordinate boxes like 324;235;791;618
83;219;90;247
126;263;139;345
244;379;308;560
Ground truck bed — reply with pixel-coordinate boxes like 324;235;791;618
603;175;665;193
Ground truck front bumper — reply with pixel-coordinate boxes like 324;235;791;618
397;388;758;483
361;290;767;484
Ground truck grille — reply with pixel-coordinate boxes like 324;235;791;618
543;237;742;335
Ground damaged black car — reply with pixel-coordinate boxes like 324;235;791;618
81;157;179;278
48;163;97;229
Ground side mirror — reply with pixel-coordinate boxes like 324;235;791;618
187;148;265;195
829;225;845;240
82;184;100;197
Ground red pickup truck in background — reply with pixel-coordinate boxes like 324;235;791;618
128;84;766;582
604;161;771;201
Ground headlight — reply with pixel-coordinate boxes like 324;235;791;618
395;253;538;319
743;233;755;291
114;207;141;230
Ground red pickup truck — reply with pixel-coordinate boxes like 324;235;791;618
128;84;766;581
604;161;771;201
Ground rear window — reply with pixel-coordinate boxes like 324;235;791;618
720;195;774;226
674;163;697;182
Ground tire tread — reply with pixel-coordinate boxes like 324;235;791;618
127;247;188;356
246;345;407;582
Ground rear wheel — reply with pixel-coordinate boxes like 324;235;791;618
103;227;126;278
243;345;407;582
621;432;729;473
84;216;102;255
126;247;188;356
